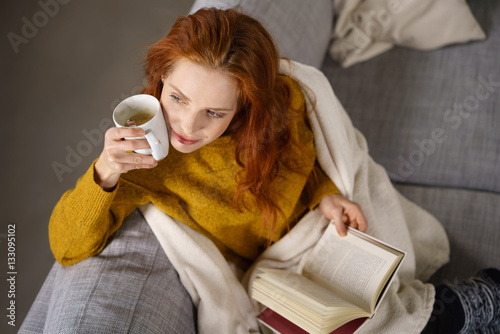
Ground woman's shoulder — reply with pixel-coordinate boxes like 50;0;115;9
279;75;305;113
278;75;314;152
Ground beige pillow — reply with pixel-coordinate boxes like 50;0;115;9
330;0;486;67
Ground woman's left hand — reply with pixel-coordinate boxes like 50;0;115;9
318;193;368;237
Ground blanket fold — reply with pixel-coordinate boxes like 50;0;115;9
140;60;450;334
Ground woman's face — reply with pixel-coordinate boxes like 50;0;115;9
160;58;238;154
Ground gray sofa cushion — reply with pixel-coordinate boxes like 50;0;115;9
189;0;333;69
394;183;500;283
321;1;500;192
19;210;196;334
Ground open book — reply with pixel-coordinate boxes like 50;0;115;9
251;222;406;334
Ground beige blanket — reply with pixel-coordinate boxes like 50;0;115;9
140;59;450;334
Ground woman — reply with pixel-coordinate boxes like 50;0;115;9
49;8;367;270
25;8;499;334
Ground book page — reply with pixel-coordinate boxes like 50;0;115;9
255;268;355;309
302;224;402;312
253;269;371;333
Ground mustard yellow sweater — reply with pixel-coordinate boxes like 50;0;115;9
49;77;339;268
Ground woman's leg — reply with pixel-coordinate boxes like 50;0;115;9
421;285;465;334
19;209;197;334
422;268;500;334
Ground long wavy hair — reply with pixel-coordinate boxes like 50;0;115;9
143;8;306;241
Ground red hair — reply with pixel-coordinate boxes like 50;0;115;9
143;8;306;242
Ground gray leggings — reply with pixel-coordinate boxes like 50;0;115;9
19;209;197;334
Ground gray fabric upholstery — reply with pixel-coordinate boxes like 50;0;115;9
189;0;333;69
321;1;500;193
19;209;196;334
394;183;500;283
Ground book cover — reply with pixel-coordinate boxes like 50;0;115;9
258;308;367;334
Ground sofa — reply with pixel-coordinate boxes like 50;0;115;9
19;0;499;333
189;0;500;284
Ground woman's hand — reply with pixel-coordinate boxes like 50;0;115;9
318;193;368;237
94;127;158;191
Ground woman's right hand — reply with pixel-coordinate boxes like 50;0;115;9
94;127;158;190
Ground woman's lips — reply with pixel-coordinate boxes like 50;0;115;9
173;130;200;145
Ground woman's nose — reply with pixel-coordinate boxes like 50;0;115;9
180;112;203;135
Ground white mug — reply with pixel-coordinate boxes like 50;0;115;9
113;94;169;161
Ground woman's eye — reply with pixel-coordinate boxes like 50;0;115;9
207;110;224;119
170;95;182;103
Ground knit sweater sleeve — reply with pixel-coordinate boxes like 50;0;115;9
281;76;339;212
48;160;147;266
306;161;341;211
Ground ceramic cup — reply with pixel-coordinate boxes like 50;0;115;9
113;94;169;161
